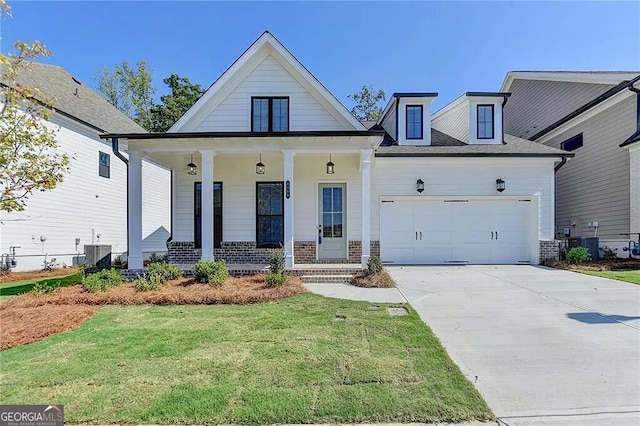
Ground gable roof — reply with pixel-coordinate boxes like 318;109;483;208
3;62;145;134
169;31;365;132
500;71;640;92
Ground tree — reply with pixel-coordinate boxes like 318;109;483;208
95;61;156;131
0;0;71;213
348;85;386;121
150;74;204;132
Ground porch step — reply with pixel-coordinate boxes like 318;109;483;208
300;274;354;284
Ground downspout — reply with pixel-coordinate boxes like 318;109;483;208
111;137;129;256
167;170;173;243
554;156;568;173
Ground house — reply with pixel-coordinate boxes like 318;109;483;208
501;71;640;256
0;63;171;271
101;32;571;272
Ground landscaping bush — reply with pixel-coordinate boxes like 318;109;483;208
32;280;60;295
81;268;124;293
600;246;619;260
265;271;287;287
147;262;183;281
148;252;168;264
265;250;287;287
366;256;384;275
193;260;228;286
133;274;165;292
566;247;591;264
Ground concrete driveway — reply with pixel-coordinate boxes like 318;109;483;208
387;265;640;426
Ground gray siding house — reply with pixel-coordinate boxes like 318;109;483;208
502;71;640;256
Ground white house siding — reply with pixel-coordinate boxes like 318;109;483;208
431;100;469;142
189;55;349;132
380;103;397;141
171;153;361;243
141;160;172;254
504;80;614;139
370;157;556;241
542;95;635;245
0;114;170;271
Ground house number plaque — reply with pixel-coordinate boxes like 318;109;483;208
285;181;290;199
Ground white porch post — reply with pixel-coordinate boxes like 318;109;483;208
283;150;295;269
200;150;216;261
360;149;373;269
127;151;144;269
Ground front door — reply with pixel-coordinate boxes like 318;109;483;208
318;183;347;259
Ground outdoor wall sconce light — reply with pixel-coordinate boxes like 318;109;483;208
186;154;197;176
496;178;506;193
256;153;266;175
326;153;335;174
416;179;425;193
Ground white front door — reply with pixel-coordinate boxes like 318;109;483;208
318;183;347;259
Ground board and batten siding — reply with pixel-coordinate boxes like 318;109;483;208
431;100;469;143
189;55;349;132
543;95;635;240
504;79;614;139
370;157;556;241
171;153;363;244
0;114;171;271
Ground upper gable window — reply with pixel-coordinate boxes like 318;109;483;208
252;97;289;132
99;151;110;178
561;133;583;151
406;105;423;139
477;105;494;139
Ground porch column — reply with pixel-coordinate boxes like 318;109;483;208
360;149;373;269
127;151;144;270
283;150;295;269
200;150;216;261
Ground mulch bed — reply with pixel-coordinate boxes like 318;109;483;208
544;258;640;271
351;270;396;288
1;275;306;350
0;267;79;283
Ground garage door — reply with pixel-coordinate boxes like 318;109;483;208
380;198;534;264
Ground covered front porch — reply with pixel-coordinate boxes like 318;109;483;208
108;131;383;271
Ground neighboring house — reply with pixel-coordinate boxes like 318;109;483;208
502;71;640;256
101;32;571;271
0;63;171;271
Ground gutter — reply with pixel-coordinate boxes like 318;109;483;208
554;156;568;172
501;95;509;144
111;138;130;256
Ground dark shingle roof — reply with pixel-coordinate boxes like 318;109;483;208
376;134;572;157
4;62;144;134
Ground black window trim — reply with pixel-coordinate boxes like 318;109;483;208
194;181;223;249
255;181;285;248
98;151;110;179
561;133;584;152
251;96;290;132
405;105;423;140
477;104;495;140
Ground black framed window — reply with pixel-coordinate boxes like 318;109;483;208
477;105;494;139
194;182;223;249
561;133;583;151
256;182;284;248
251;97;289;132
406;105;423;139
99;151;110;178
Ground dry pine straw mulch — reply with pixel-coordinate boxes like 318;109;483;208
544;259;640;271
0;275;306;351
0;267;79;283
351;270;396;288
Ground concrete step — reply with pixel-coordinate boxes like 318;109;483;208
300;274;354;284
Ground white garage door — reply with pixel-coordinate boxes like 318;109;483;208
380;198;534;264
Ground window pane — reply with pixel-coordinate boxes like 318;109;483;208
272;98;288;131
407;106;422;138
332;188;342;213
258;216;283;246
333;213;342;238
252;98;269;132
323;213;332;238
322;187;332;213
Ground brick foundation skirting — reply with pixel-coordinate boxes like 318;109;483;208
539;240;560;262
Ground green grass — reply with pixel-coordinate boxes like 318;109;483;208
0;272;82;298
576;269;640;285
0;294;492;424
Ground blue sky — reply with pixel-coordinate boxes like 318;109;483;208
2;1;639;111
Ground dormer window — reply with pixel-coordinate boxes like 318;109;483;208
252;97;289;132
406;105;423;139
477;105;494;139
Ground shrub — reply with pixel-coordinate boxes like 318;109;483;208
269;249;286;275
366;256;384;275
113;255;124;265
133;274;165;292
82;268;124;292
265;271;287;287
147;262;182;281
193;260;228;286
32;280;60;295
566;247;591;264
148;252;168;264
600;246;619;261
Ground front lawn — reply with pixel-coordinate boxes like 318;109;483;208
0;272;82;300
0;294;492;424
576;269;640;285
